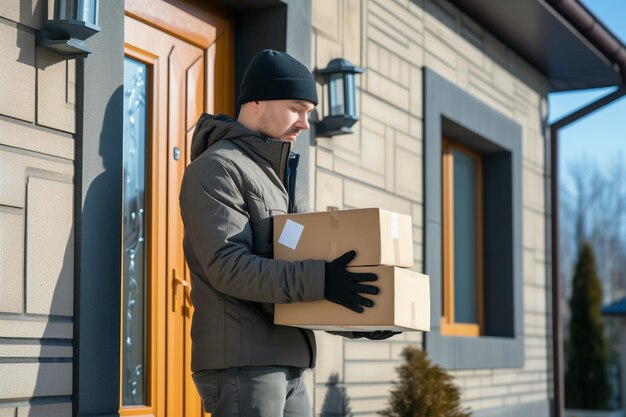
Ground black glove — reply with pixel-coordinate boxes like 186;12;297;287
354;331;402;340
324;250;379;313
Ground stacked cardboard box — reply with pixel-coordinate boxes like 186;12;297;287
273;208;430;332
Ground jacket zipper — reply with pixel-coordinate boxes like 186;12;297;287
286;153;300;213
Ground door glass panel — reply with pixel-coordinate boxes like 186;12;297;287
452;149;477;324
122;57;148;406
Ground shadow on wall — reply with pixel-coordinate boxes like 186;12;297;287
16;0;45;65
321;373;353;417
33;87;124;415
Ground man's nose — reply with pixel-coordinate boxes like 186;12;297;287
296;113;310;130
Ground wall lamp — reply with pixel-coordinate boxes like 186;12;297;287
37;0;100;58
314;58;365;137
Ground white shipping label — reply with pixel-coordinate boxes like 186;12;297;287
278;219;305;250
390;213;399;239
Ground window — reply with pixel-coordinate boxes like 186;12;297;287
424;68;524;369
441;140;483;337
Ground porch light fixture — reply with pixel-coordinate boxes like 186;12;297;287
37;0;100;58
314;58;365;137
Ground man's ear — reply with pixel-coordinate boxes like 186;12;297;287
246;100;262;113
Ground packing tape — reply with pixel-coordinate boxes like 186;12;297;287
394;237;401;264
329;242;338;260
330;211;340;229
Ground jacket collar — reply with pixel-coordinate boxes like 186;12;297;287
190;113;292;178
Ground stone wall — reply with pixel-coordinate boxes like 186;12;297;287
0;1;75;415
310;0;552;415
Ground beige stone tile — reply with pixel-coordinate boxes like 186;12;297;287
342;0;361;66
350;397;389;413
411;203;423;227
316;146;334;171
0;148;72;209
345;361;397;383
0;407;15;417
395;130;421;155
409;65;423;118
344;180;411;215
0;363;72;399
424;28;456;68
314;331;344;383
0;0;45;29
467;81;514;120
0;319;72;338
492;62;515;98
17;402;72;417
409;116;423;139
394;149;422;200
366;69;410;110
368;12;408;52
424;51;456;86
37;48;76;133
345;382;392;399
360;126;385;175
361;92;410;133
315;170;343;212
0;209;24;313
315;33;342;71
384;126;394;192
0;118;74;159
26;177;73;316
360;113;386;136
334;127;361;156
344;339;390;360
313;0;340;39
0;19;35;122
367;24;423;68
334;158;385;190
0;343;72;358
371;0;423;36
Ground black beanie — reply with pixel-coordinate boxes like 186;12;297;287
239;49;318;105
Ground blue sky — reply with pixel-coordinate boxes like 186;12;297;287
548;0;626;193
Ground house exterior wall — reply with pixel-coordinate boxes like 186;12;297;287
310;0;552;416
0;1;75;416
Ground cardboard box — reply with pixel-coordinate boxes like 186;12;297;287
273;208;413;267
274;266;430;332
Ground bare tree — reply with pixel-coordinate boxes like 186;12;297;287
560;154;626;306
560;154;626;407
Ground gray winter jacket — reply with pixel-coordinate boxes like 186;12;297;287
180;113;326;372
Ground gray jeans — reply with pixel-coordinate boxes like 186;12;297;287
192;366;313;417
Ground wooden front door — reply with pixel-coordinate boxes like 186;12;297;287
121;1;233;416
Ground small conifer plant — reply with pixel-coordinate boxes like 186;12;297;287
565;242;610;409
379;346;471;417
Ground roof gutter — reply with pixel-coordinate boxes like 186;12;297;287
547;0;626;85
546;3;626;417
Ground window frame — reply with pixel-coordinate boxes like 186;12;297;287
441;139;484;337
423;68;525;370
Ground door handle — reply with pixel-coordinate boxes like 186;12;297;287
172;270;192;312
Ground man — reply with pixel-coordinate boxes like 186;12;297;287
180;49;397;417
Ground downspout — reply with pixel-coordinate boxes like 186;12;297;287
545;3;626;417
550;87;626;417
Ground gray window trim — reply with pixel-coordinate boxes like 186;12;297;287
423;68;524;369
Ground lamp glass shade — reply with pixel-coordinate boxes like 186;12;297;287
345;72;356;117
55;0;99;26
54;0;73;20
81;0;99;26
329;73;345;116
